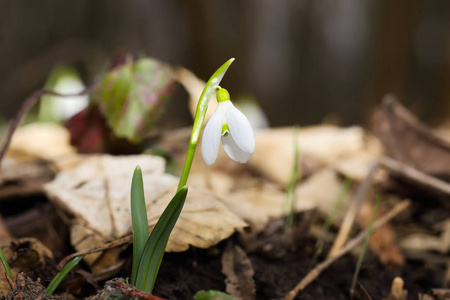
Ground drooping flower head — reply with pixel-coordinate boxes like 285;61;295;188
201;88;255;166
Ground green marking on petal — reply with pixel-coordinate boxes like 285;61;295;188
217;88;230;103
221;123;230;136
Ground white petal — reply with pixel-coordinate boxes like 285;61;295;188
201;107;223;166
225;101;255;154
222;134;253;163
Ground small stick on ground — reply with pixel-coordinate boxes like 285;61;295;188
58;235;132;270
283;200;410;300
5;273;14;290
328;161;379;257
379;156;450;195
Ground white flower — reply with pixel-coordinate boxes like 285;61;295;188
201;88;255;166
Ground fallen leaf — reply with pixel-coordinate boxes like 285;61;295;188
373;95;450;179
221;243;255;300
333;152;387;183
249;125;382;185
0;238;54;297
147;186;248;252
191;168;351;231
6;123;75;163
44;154;246;276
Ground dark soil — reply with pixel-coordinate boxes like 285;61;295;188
1;193;447;299
149;216;444;300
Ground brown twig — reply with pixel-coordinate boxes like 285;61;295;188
5;273;14;290
111;280;166;300
379;156;450;195
0;84;98;168
283;200;410;300
328;161;379;257
58;235;132;270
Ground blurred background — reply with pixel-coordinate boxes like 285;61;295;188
1;0;450;128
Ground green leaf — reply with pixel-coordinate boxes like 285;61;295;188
135;186;188;293
194;290;239;300
94;58;175;142
130;166;149;285
47;255;84;295
0;248;11;278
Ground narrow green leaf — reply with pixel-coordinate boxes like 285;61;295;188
94;58;175;142
130;166;149;285
350;196;381;296
195;290;239;300
47;255;84;295
135;186;188;293
0;247;11;278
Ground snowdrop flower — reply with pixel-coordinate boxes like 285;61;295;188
202;88;255;166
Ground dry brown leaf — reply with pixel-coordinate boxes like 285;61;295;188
333;152;387;183
373;96;450;179
191;168;351;231
358;201;405;267
0;238;54;297
6;123;75;163
249;125;382;185
45;154;175;238
221;243;255;300
44;154;246;277
147;186;247;252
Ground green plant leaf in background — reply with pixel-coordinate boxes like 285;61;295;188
94;58;175;142
135;186;188;293
194;290;239;300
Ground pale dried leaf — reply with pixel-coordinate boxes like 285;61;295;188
6;123;75;163
249;125;382;185
192;168;350;230
333;152;387;183
44;154;246;274
147;186;247;252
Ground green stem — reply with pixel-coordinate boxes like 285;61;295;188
177;58;235;190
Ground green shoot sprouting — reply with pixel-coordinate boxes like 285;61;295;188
130;166;149;285
47;255;84;295
132;58;235;294
134;187;188;293
0;248;11;278
349;196;381;297
310;177;352;267
284;126;299;232
195;290;239;300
